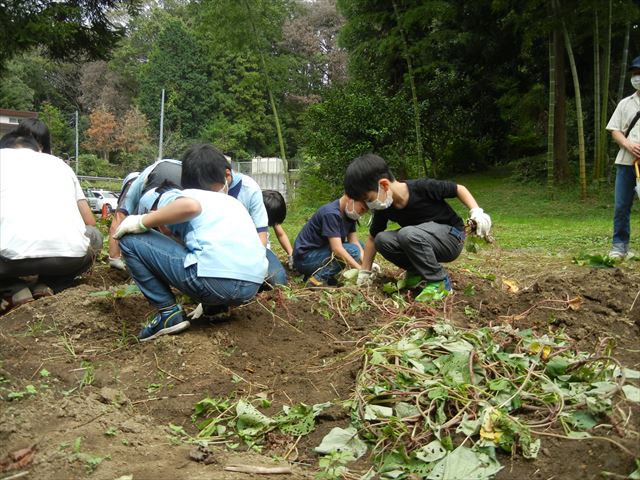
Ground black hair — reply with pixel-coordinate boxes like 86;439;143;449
181;144;229;190
262;190;287;226
0;131;40;151
16;118;51;154
344;154;395;201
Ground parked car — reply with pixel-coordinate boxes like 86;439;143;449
85;189;119;214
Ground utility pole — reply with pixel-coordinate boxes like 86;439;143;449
158;89;165;160
75;110;79;174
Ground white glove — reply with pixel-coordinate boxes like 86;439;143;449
113;214;149;239
356;269;373;287
469;208;492;237
287;255;294;270
371;262;381;274
108;256;126;270
187;303;204;320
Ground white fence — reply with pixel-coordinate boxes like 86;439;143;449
232;157;297;200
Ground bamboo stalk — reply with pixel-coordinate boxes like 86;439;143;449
558;0;587;199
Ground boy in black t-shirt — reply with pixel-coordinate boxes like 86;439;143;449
292;194;367;287
344;154;492;300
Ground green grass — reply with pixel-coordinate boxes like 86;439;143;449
281;170;639;259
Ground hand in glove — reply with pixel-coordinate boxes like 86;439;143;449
356;269;373;287
287;255;294;270
113;214;149;239
108;256;126;271
371;262;382;274
469;208;492;238
187;303;204;320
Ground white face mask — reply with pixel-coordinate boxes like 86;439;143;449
345;199;361;221
366;184;393;210
218;179;228;194
631;75;640;91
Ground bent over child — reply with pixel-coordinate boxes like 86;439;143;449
114;144;267;341
344;154;492;299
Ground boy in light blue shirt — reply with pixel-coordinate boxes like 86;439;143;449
114;145;267;342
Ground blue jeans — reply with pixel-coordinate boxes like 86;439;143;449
265;248;287;286
612;164;636;248
293;243;361;283
119;230;261;309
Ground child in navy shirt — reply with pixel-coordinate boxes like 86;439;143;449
292;194;367;287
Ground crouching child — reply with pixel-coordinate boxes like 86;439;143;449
344;154;492;300
114;144;267;341
292;194;367;287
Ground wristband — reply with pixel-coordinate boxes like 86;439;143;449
139;215;149;232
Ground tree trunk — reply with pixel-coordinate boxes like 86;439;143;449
242;0;292;198
617;21;631;102
593;8;601;179
596;0;612;181
547;29;556;197
553;25;569;183
392;0;429;177
559;1;587;199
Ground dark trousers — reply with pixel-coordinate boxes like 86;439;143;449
374;222;464;282
0;226;103;294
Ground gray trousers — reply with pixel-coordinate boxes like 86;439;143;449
374;222;464;282
0;226;103;294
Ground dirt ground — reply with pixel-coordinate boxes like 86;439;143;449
1;249;638;480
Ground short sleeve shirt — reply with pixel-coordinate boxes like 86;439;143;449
370;179;464;237
606;92;640;165
228;171;269;233
293;200;356;257
121;159;182;215
155;188;267;284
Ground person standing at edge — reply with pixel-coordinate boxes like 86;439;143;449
606;55;640;260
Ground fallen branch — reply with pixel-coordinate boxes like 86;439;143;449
223;464;292;474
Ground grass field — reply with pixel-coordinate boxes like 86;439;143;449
285;170;639;260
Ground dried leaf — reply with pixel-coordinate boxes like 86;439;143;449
501;279;519;293
568;296;583;311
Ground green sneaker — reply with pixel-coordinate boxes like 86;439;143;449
415;276;452;302
398;272;422;290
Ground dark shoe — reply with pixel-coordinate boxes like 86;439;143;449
415;276;452;302
138;305;190;342
202;304;230;317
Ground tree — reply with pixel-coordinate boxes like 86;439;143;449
84;108;118;161
115;107;151;153
80;61;134;116
196;0;296;190
137;18;213;141
0;59;34;110
0;0;139;73
39;102;74;157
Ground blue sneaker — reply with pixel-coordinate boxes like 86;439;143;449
139;305;190;342
415;275;453;302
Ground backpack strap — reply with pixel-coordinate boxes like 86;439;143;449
624;110;640;138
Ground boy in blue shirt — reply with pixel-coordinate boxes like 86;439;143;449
114;144;267;341
292;194;367;287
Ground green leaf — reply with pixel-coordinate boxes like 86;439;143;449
622;385;640;403
426;446;503;480
415;440;447;462
364;404;393;420
563;411;598;430
314;427;367;459
39;368;50;377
